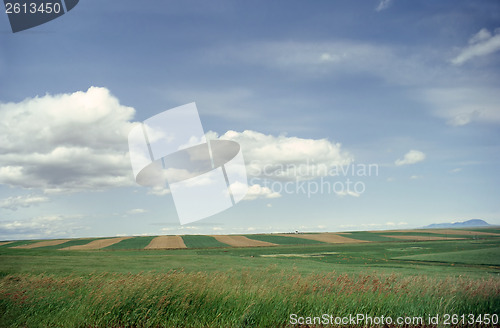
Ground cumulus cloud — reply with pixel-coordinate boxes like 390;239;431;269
0;194;49;211
0;87;136;193
0;87;355;202
209;130;353;181
451;28;500;65
375;0;393;12
395;150;426;166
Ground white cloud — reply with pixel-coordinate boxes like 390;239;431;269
231;182;281;201
335;190;360;197
395;150;426;166
210;130;353;181
0;215;83;240
451;28;500;65
0;194;49;211
0;87;136;193
339;221;408;230
423;87;500;126
375;0;393;12
127;208;147;215
147;186;171;196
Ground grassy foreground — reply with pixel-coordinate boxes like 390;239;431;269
1;270;498;327
0;232;499;327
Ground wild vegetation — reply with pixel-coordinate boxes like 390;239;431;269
0;229;499;327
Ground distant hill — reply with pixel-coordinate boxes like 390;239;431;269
423;219;491;229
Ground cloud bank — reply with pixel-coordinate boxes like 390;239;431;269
0;87;354;202
0;195;49;211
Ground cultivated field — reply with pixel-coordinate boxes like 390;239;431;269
211;235;277;247
60;237;132;250
0;227;499;327
145;236;186;249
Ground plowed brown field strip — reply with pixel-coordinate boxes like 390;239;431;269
211;235;277;247
144;236;186;249
13;239;71;249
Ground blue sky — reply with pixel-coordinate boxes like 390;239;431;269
0;0;499;240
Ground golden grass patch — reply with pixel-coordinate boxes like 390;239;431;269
12;239;71;249
211;235;276;247
144;236;186;249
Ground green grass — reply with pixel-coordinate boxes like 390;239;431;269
181;235;229;248
244;234;325;245
339;231;400;242
103;236;156;250
466;227;500;234
395;247;500;266
378;231;491;239
1;270;498;328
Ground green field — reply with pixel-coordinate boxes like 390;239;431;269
104;236;156;250
39;238;103;250
395;247;500;266
0;229;499;327
0;240;45;248
338;231;400;242
181;235;229;248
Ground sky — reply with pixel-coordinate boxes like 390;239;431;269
0;0;499;240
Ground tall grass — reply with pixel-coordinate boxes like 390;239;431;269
1;269;498;327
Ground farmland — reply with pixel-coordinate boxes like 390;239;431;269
0;228;499;327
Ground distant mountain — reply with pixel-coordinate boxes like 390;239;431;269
423;219;491;229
